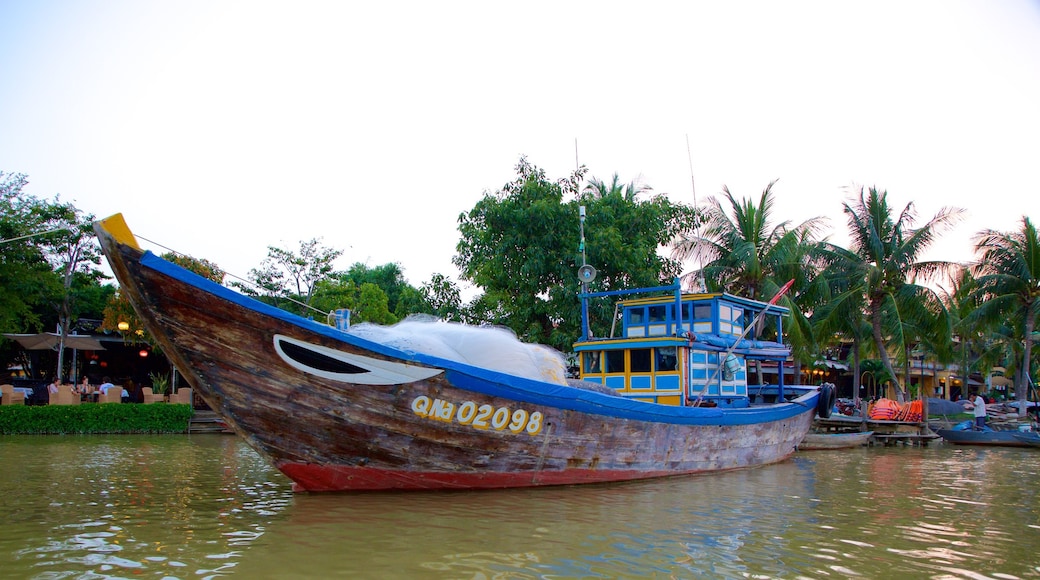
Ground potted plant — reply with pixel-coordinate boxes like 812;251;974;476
149;372;170;400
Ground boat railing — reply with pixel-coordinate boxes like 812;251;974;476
578;279;683;341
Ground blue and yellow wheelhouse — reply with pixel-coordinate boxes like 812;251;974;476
573;279;793;407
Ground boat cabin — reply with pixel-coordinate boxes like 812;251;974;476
573;280;792;407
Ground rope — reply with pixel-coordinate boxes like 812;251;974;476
0;226;71;245
134;234;332;319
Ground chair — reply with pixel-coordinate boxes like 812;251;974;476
98;387;122;404
1;384;25;405
169;388;193;405
142;387;165;404
49;384;80;406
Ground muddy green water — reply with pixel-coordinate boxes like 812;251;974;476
0;435;1038;579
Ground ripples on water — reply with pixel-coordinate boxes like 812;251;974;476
0;435;291;578
1;436;1038;579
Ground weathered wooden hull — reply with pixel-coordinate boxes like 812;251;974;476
95;216;818;492
937;428;1040;448
798;431;874;450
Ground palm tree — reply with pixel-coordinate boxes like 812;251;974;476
813;255;873;402
671;180;825;299
584;174;650;201
937;267;988;399
671;181;826;380
971;217;1040;417
816;187;962;402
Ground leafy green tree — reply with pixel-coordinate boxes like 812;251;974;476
0;172;60;334
309;263;450;325
971;217;1040;416
354;282;396;325
455;157;695;351
420;273;462;321
37;203;107;381
309;277;355;315
816;187;962;401
235;238;342;315
0;173;108;381
341;262;411;315
393;285;428;320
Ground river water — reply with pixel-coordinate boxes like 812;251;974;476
0;434;1038;579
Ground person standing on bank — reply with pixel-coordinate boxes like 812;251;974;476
972;392;988;430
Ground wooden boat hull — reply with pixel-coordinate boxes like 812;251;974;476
798;431;874;450
95;215;819;492
936;428;1040;448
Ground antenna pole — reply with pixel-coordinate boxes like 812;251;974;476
685;134;706;292
579;206;590;340
686;134;696;206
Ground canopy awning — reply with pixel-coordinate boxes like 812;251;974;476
3;333;106;351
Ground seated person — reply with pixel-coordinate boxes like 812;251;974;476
98;377;115;395
47;377;60;396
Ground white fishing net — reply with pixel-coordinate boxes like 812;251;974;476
346;315;568;386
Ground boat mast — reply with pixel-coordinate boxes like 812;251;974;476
686;134;706;293
578;206;595;340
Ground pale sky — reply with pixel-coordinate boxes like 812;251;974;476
2;1;1039;295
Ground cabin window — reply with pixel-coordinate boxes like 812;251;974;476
583;351;602;374
656;347;678;372
719;304;745;336
629;308;645;324
605;350;626;373
648;305;667;323
690;304;713;333
630;349;652;373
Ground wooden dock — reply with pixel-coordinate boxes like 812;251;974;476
188;410;233;434
813;416;940;446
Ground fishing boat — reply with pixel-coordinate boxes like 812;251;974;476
798;430;874;450
94;213;825;492
1012;432;1040;447
936;421;1040;448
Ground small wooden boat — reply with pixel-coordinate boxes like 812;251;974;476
94;213;824;492
798;431;874;450
936;425;1040;447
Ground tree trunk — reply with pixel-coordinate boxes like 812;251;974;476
54;242;82;384
871;301;903;403
852;335;861;407
1018;316;1034;418
960;340;969;402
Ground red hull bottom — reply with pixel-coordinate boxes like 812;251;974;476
278;460;789;492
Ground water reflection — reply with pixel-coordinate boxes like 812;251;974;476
1;436;1038;579
237;462;817;579
0;435;292;578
